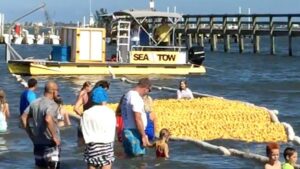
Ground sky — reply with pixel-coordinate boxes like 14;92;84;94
0;0;300;23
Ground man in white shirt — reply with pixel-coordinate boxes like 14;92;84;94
81;83;116;169
121;78;152;157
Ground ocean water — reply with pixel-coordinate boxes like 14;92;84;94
0;38;300;169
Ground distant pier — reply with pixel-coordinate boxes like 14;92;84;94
0;13;4;43
175;14;300;56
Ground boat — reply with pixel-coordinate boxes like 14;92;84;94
36;33;45;45
22;29;35;45
11;23;23;44
6;9;206;76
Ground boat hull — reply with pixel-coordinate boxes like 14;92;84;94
8;60;206;76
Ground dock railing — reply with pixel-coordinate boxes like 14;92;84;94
172;14;300;56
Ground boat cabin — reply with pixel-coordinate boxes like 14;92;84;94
112;9;205;65
58;27;106;63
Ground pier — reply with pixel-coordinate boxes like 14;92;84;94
175;14;300;56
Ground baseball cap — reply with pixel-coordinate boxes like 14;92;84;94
91;87;108;105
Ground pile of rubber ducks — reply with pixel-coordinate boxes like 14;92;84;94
64;97;287;142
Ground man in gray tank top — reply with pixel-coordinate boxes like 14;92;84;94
21;81;61;169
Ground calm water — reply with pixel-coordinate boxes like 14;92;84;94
0;37;300;169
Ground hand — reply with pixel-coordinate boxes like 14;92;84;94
75;112;83;116
141;135;150;147
53;137;61;146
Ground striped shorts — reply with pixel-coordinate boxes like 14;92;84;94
34;144;60;169
84;142;115;167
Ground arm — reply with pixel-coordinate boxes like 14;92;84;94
45;114;60;146
177;90;182;99
20;111;34;141
73;95;83;116
264;164;270;169
116;95;125;116
3;103;10;119
164;143;169;158
188;88;194;99
131;93;149;146
149;141;156;148
150;112;158;134
134;111;149;147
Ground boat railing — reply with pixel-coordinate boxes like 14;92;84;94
131;45;186;52
6;43;24;60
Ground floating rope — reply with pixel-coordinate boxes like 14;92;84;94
11;74;28;88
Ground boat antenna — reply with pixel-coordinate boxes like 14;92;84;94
149;0;155;11
89;0;95;26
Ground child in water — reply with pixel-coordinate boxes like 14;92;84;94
55;97;72;127
282;147;298;169
152;128;170;158
0;90;9;132
264;142;281;169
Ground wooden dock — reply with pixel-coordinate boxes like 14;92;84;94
174;14;300;56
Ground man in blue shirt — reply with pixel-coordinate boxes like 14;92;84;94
19;78;38;116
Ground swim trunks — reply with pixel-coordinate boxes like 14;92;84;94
122;129;145;156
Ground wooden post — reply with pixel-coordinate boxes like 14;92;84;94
239;35;244;53
252;16;260;53
223;16;229;52
194;33;198;44
288;15;293;56
0;36;4;44
289;36;292;56
210;16;217;51
238;15;244;53
270;36;275;55
213;34;217;51
225;35;230;52
270;16;275;55
254;35;260;53
188;34;193;47
196;17;204;47
199;34;204;47
184;16;189;48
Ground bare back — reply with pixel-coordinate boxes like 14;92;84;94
264;161;281;169
0;103;9;120
155;139;169;158
74;90;91;115
80;90;89;105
